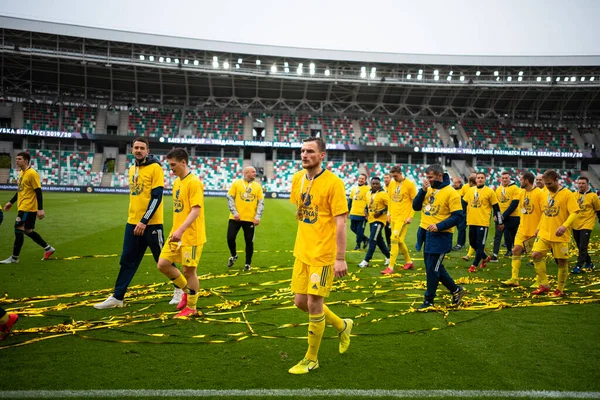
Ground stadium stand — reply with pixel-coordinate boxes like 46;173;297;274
182;110;244;140
359;117;441;148
62;105;96;134
128;109;182;137
23;103;60;131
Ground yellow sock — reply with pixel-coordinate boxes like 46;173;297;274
171;274;188;290
323;305;344;332
468;247;475;257
399;242;411;264
187;293;199;309
533;260;549;286
0;313;8;325
388;242;399;268
511;255;522;280
557;265;568;291
305;312;325;361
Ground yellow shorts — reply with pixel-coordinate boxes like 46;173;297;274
514;232;534;250
159;242;203;268
291;258;334;298
390;218;408;243
531;236;570;259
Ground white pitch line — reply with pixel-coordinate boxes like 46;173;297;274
1;389;599;399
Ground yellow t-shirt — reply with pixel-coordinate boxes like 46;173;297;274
17;167;42;212
538;187;580;243
171;173;206;247
366;190;388;224
517;187;545;237
460;183;472;198
496;183;520;217
463;185;498;227
127;162;165;225
572;191;600;231
419;185;462;233
348;184;370;217
290;169;348;266
228;179;264;222
388;178;417;221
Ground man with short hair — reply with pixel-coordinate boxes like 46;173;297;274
571;176;600;274
451;176;467;252
95;138;167;309
462;172;504;273
535;174;547;193
288;137;352;375
412;164;465;309
157;148;206;318
348;174;370;250
380;166;416;274
226;166;265;271
502;172;545;287
491;172;521;261
459;173;477;256
531;170;580;296
1;152;55;264
358;177;390;268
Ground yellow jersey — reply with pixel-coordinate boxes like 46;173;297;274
366;190;388;224
463;185;498;227
419;185;462;233
517;187;545;237
290;169;348;266
16;167;42;212
538;187;580;242
572;190;600;231
388;178;417;221
496;183;520;217
348;184;370;217
228;179;264;221
460;183;472;198
171;173;206;247
127;162;164;225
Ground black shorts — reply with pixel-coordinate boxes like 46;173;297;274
15;210;37;230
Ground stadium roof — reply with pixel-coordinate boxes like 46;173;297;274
0;23;599;121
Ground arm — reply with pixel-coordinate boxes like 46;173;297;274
502;199;520;220
226;194;240;220
254;198;265;226
134;186;164;235
412;189;427;211
4;192;18;211
493;203;504;225
333;214;348;278
35;188;45;219
435;210;464;231
169;206;201;242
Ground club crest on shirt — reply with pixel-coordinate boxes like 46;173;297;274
392;193;404;202
499;192;510;203
174;187;184;213
544;205;560;217
424;204;441;217
130;176;145;196
577;195;585;210
240;192;257;202
299;192;318;224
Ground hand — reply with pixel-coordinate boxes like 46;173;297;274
133;222;147;236
4;202;12;212
498;224;505;232
170;229;184;243
556;226;567;236
405;217;413;225
427;224;438;232
253;218;260;226
387;214;391;223
233;214;241;221
334;259;348;278
493;216;498;222
37;210;45;220
421;179;430;191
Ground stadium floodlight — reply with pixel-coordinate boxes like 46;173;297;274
459;75;465;81
591;77;595;81
581;77;585;81
212;60;219;68
433;69;439;76
284;62;289;67
271;64;277;73
434;75;439;81
361;66;366;73
236;63;240;69
418;69;423;74
174;58;179;64
159;57;164;62
193;60;199;66
447;76;452;81
139;55;145;61
507;76;512;82
284;67;289;73
369;71;376;79
496;76;501;81
564;77;569;82
449;70;453;75
518;71;524;76
149;55;154;61
325;69;330;76
570;76;576;82
310;63;315;70
475;71;481;76
417;74;422;80
518;76;523;82
297;66;303;75
556;77;560;81
406;74;412;80
536;77;542;82
546;76;551;82
213;56;218;62
223;61;230;69
238;58;243;64
256;59;261;65
360;71;367;78
166;57;171;63
493;71;499;76
184;59;189;65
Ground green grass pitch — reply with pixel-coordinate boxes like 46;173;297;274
0;192;599;399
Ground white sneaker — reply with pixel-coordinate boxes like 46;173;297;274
93;295;123;309
0;256;18;264
169;287;184;305
358;260;369;268
384;258;390;266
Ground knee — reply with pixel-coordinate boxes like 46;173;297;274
294;296;308;312
306;297;323;314
532;252;543;262
157;259;171;273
